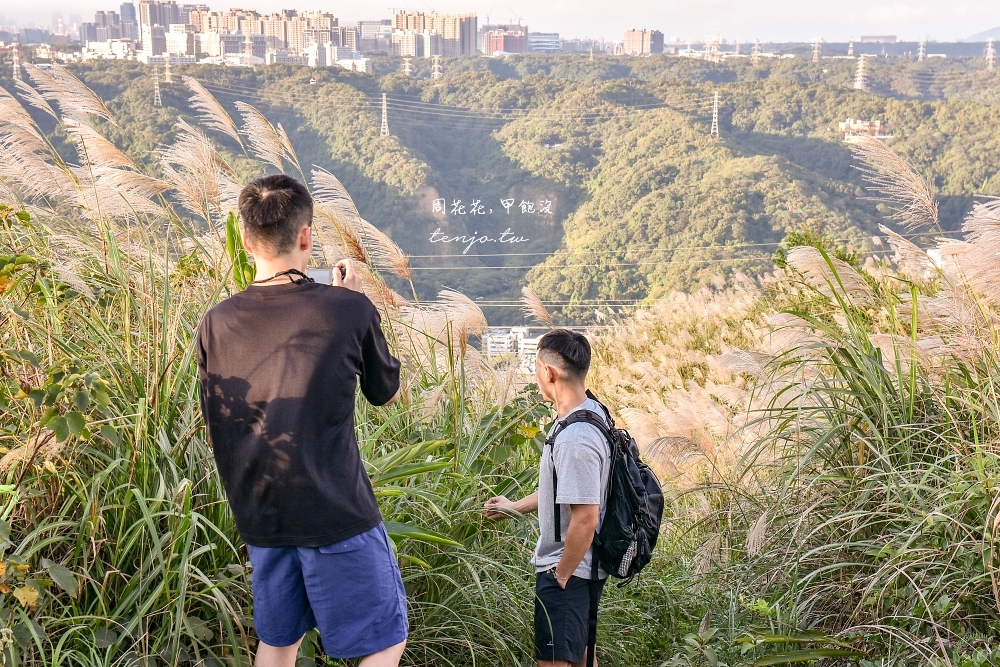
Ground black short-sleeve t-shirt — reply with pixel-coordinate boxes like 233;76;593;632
196;281;401;547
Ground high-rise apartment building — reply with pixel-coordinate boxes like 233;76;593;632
138;1;181;31
482;25;527;55
623;29;663;55
393;11;476;56
358;19;391;52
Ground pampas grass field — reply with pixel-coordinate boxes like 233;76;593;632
2;62;1000;666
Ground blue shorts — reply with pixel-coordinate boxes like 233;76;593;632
247;522;408;658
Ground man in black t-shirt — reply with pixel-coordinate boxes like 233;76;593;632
197;175;406;667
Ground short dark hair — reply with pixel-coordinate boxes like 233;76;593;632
238;175;313;257
537;329;591;381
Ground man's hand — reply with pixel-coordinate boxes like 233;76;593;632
332;258;363;292
484;491;537;519
484;496;518;519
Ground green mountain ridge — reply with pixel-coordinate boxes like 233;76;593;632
3;55;999;324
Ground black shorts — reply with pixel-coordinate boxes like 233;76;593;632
534;570;606;664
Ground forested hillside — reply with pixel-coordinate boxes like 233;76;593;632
2;54;999;323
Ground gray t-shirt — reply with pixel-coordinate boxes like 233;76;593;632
532;398;610;580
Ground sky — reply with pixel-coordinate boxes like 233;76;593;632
5;0;1000;43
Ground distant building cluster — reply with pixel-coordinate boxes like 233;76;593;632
483;327;544;374
4;6;994;71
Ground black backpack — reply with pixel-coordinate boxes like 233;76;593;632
546;390;665;583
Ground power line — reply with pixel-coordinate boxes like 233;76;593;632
408;257;775;271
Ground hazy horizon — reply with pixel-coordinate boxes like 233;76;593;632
3;1;999;44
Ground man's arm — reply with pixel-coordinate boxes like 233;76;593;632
554;504;599;588
358;308;401;406
484;491;538;519
381;388;401;406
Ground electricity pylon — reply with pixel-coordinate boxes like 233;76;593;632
854;54;867;91
164;59;172;83
812;38;821;63
987;38;996;71
751;40;761;67
710;91;720;138
431;54;442;79
402;57;412;76
380;93;389;137
848;40;854;57
918;41;926;61
12;48;19;82
153;66;162;106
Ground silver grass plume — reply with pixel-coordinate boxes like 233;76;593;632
851;135;939;231
235;101;287;171
354;217;412;281
276;123;302;175
24;63;115;124
960;197;1000;246
438;288;488;339
878;225;938;281
0;145;66;202
161;119;240;221
70;165;166;220
63;118;135;170
745;511;769;557
14;79;57;119
182;76;243;145
310;167;360;221
520;285;554;327
0;86;54;157
785;246;876;307
313;203;369;264
310;169;411;280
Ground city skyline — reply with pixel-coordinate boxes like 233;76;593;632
3;1;1000;43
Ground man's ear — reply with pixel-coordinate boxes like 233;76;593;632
298;225;312;251
542;362;557;385
241;228;253;255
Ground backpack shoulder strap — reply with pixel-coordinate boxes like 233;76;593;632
549;409;613;543
585;389;616;428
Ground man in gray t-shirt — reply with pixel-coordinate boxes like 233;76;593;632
485;329;609;667
534;400;609;579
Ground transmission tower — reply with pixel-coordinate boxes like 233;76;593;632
589;45;593;61
848;40;854;57
11;48;20;82
853;54;867;91
918;41;926;61
402;57;412;76
164;59;172;83
380;93;389;137
152;66;162;107
686;40;692;57
812;38;821;63
431;54;442;79
751;40;762;66
987;38;996;71
710;91;720;138
734;40;740;56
